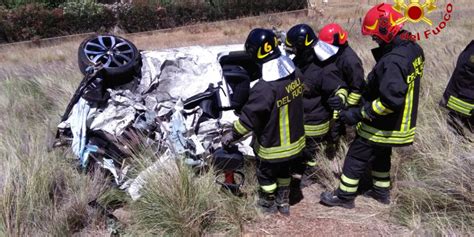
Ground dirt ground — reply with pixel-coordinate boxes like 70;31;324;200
242;184;409;236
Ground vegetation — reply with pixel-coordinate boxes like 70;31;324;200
0;0;306;43
0;6;472;236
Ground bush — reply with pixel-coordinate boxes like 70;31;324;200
116;2;170;33
61;1;116;34
0;0;68;9
0;6;9;43
2;4;64;42
0;0;307;43
0;2;115;42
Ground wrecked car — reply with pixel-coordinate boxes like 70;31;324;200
54;34;265;199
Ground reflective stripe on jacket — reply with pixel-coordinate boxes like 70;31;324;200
334;45;366;106
300;59;347;138
357;32;424;146
233;71;305;162
442;40;474;116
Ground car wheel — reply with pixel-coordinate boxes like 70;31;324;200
78;34;142;86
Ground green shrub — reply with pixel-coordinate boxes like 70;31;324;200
0;2;115;42
0;0;68;9
61;1;115;34
0;0;307;42
117;2;170;33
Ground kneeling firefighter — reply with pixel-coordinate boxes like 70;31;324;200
285;24;348;196
320;3;425;208
440;40;474;138
222;28;306;215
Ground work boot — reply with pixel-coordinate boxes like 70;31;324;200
320;191;355;209
289;177;304;205
257;191;278;214
276;186;291;216
363;189;390;205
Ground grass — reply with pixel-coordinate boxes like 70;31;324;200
127;159;255;236
0;4;473;236
0;76;109;235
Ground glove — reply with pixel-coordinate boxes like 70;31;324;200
327;95;344;110
221;130;241;148
340;107;363;126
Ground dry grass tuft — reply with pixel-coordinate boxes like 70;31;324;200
126;159;255;236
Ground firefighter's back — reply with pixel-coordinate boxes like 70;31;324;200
252;71;305;162
359;36;425;146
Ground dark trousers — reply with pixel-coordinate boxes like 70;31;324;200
448;111;474;137
336;136;392;199
291;136;325;176
256;158;293;194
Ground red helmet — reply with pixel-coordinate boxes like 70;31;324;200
319;23;348;46
361;3;404;43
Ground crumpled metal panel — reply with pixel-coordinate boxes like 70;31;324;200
139;44;244;100
62;44;256;192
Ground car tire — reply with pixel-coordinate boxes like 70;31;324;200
78;34;142;86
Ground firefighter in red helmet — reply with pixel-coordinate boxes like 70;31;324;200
319;23;365;107
320;3;425;208
319;23;366;141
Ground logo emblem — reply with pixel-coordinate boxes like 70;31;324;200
257;42;273;59
393;0;437;26
365;19;379;31
304;34;314;46
339;33;346;41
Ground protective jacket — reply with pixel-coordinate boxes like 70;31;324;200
302;61;347;137
357;32;424;146
233;70;305;162
441;40;474;117
332;44;366;106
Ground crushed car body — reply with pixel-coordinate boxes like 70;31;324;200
55;35;261;199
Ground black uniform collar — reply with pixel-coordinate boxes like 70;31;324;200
325;43;348;64
293;49;316;72
371;31;408;62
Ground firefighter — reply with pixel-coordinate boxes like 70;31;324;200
440;40;474;137
222;28;305;215
284;24;348;202
320;3;425;208
318;23;366;141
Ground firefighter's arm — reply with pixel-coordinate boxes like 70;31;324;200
320;65;348;119
343;56;366;106
446;50;474;117
232;83;273;136
363;62;407;120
